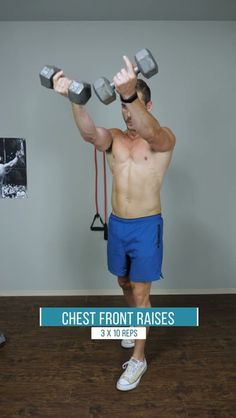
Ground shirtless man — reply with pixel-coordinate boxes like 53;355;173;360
0;150;23;197
53;54;176;391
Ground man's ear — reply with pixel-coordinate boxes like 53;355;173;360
146;100;153;112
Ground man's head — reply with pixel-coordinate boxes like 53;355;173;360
136;79;151;105
121;79;153;131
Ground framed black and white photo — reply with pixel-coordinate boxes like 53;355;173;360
0;138;27;198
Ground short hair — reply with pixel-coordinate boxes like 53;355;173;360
136;79;151;104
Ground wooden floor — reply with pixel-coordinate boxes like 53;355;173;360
0;294;235;418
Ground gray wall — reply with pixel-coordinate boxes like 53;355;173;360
0;21;235;295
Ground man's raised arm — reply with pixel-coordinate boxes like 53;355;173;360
114;56;176;153
53;71;113;152
3;153;20;174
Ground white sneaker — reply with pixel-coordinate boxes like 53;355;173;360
121;339;135;348
116;357;147;391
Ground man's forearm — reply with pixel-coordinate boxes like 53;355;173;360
71;103;97;141
126;99;161;141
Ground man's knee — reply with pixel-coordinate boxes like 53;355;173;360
117;276;132;290
131;282;151;306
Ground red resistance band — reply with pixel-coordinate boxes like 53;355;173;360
90;146;108;240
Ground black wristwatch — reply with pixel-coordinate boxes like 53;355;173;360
120;92;138;103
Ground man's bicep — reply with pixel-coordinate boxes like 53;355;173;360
150;126;176;152
93;127;113;152
162;127;176;142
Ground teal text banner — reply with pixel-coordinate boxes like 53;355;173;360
40;307;199;327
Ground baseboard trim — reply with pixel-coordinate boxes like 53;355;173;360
0;288;236;296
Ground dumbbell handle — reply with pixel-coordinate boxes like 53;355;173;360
110;65;139;89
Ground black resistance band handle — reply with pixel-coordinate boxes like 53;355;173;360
90;213;105;231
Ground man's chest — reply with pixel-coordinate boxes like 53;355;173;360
111;137;153;164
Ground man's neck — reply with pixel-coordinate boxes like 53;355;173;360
126;128;140;141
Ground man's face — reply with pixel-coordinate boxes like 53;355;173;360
121;91;151;130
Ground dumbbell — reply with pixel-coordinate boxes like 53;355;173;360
93;48;158;105
39;65;61;89
39;65;91;105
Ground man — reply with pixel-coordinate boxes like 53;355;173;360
0;150;23;197
53;54;176;391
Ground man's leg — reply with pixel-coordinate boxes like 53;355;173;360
129;281;152;361
117;276;137;349
117;276;136;307
117;277;152;357
116;281;151;391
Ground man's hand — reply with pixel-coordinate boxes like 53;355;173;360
53;70;72;98
113;55;137;99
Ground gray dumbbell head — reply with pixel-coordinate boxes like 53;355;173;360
135;49;158;79
68;81;91;105
93;77;116;105
39;65;61;89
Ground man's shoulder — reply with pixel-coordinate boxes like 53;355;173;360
108;128;124;138
162;126;176;145
106;128;124;153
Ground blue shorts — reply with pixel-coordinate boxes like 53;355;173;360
107;212;164;283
